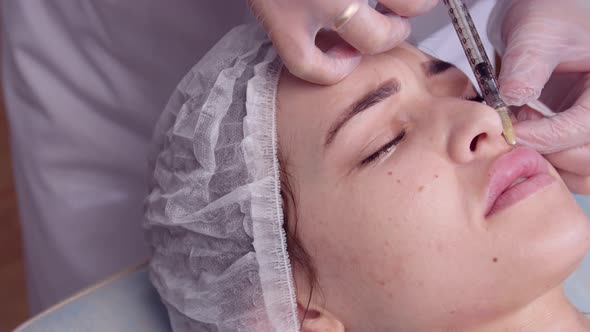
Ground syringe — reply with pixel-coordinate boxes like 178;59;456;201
442;0;516;145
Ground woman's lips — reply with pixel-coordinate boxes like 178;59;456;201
485;147;555;217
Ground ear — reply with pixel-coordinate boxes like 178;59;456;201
298;303;345;332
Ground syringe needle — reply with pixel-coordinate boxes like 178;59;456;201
497;106;516;145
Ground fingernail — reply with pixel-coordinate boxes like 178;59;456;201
516;110;528;121
400;18;411;39
515;107;544;122
426;0;439;10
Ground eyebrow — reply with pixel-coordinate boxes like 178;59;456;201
325;78;401;147
323;59;457;148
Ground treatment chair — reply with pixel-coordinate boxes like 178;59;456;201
13;263;172;332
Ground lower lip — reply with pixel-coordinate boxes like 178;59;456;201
487;173;555;217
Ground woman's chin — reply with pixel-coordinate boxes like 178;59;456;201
529;198;590;294
488;178;590;295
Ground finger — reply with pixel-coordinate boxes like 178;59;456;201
513;90;590;153
336;4;411;55
544;143;590;176
557;169;590;195
498;31;560;106
378;0;439;17
272;26;362;84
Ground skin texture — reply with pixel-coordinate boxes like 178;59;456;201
276;43;590;331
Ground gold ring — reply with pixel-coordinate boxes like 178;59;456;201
333;2;360;31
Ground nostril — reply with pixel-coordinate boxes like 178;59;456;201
470;133;487;152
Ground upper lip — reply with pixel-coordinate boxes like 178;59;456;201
485;147;551;215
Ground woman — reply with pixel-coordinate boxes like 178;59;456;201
145;25;590;331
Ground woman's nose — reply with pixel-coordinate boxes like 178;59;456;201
437;100;508;164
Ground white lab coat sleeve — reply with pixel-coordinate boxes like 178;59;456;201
1;0;252;313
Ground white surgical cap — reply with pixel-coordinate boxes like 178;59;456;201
144;24;298;331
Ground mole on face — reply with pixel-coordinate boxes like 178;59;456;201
396;179;401;184
387;171;393;176
418;185;425;192
434;174;439;178
492;257;498;263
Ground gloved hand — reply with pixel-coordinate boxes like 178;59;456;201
248;0;438;84
492;0;590;194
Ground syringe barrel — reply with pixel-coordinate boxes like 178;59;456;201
474;63;505;109
443;0;504;108
443;0;491;73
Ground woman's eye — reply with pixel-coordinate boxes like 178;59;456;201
362;131;406;166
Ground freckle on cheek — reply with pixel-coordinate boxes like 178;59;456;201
396;179;401;184
387;171;393;176
434;174;439;178
418;185;424;192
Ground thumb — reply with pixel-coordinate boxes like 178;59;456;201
498;35;560;106
273;28;362;85
514;103;590;154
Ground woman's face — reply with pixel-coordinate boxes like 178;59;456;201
276;43;590;331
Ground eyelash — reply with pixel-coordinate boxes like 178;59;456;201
362;130;406;165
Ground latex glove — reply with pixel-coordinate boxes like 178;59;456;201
492;0;590;194
248;0;438;84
